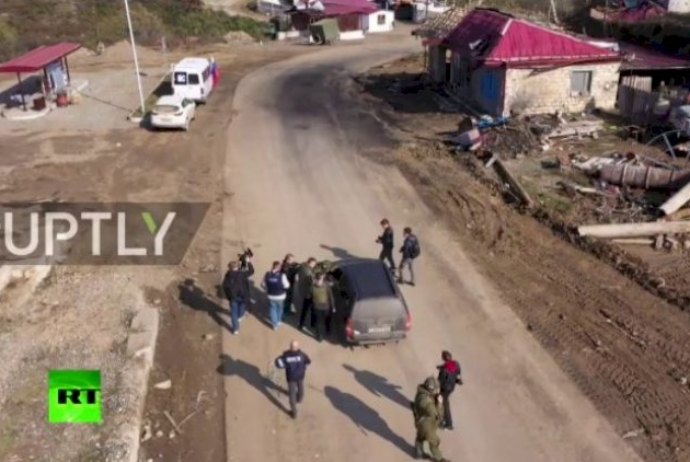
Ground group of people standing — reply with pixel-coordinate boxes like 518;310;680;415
221;221;463;461
221;252;332;341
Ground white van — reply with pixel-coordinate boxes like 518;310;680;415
171;57;215;104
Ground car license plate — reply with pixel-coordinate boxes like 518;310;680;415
368;326;391;334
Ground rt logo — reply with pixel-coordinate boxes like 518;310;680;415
48;370;102;424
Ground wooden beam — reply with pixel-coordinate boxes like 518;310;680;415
659;181;690;216
578;220;690;238
492;158;534;207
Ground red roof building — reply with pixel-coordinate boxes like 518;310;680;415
423;8;622;116
444;9;620;68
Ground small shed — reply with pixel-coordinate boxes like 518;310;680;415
0;42;81;111
311;18;340;44
362;10;395;33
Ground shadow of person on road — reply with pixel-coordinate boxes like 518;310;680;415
178;278;232;333
343;364;411;409
217;353;291;415
319;244;362;260
324;385;414;456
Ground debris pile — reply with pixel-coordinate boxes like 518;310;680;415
571;152;690;252
450;111;604;158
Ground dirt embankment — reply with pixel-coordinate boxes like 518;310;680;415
352;64;690;462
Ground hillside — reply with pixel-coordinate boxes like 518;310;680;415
0;0;266;60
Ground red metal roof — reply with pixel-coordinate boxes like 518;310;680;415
619;43;690;70
445;9;620;68
323;0;378;15
0;42;81;73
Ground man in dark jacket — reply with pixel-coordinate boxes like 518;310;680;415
281;253;299;316
398;227;420;286
222;258;255;335
275;340;312;419
436;350;463;430
376;218;395;274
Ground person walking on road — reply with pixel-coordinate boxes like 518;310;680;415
298;257;318;332
262;261;290;330
281;253;299;316
275;340;312;419
312;273;333;342
436;350;463;430
377;218;395;274
398;227;421;286
221;258;255;335
411;377;449;462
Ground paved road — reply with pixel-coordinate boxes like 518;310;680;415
221;33;642;462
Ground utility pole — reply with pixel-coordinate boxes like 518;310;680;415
124;0;146;116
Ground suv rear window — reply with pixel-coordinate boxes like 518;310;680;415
188;73;200;85
343;262;395;299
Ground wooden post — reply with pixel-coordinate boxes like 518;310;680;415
63;57;71;86
16;72;26;111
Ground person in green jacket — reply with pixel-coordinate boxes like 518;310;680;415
298;258;317;331
412;377;450;462
311;273;333;342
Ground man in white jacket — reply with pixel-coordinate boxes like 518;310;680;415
263;260;290;330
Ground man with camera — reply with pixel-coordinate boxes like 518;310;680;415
376;218;396;275
411;377;450;462
222;249;255;335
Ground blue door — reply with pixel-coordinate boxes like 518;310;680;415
481;69;500;102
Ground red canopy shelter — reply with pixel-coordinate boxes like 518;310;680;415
0;42;81;111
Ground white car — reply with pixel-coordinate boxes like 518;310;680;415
150;95;196;131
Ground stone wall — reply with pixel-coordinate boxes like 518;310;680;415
503;62;621;116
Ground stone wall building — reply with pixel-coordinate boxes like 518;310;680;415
438;9;622;116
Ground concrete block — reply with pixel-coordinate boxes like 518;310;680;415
131;307;159;333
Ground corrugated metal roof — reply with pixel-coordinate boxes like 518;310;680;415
445;9;620;67
413;7;468;39
0;42;81;73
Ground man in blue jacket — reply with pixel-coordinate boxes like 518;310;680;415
398;227;421;286
275;340;312;419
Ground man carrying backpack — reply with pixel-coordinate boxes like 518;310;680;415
398;227;421;286
222;258;255;335
436;350;463;430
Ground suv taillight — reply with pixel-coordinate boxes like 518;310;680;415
405;314;412;332
345;318;354;338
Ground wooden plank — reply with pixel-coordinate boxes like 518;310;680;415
578;220;690;238
492;159;534;207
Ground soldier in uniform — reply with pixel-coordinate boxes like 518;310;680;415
411;377;450;462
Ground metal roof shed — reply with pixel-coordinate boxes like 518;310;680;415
0;42;82;111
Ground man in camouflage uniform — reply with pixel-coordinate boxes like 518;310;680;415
412;377;450;462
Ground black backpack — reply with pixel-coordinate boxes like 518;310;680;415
410;237;421;259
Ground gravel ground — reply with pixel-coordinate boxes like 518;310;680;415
0;265;174;462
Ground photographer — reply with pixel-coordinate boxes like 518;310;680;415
222;251;255;335
376;218;395;274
